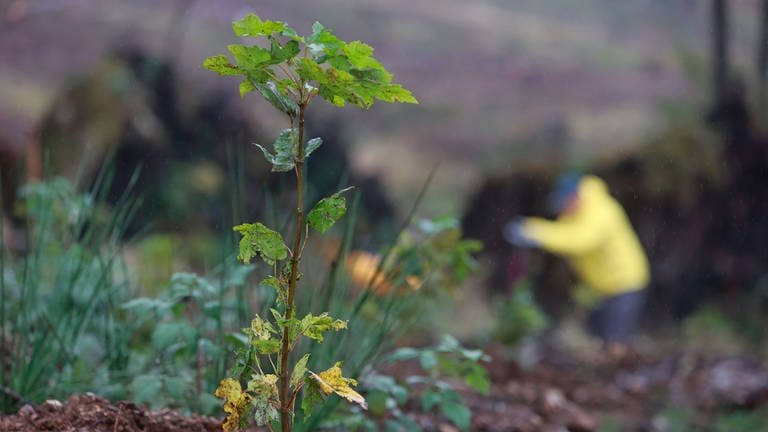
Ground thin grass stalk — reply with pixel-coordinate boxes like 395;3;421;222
5;164;138;407
0;176;6;411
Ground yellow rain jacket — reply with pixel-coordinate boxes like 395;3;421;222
521;175;649;297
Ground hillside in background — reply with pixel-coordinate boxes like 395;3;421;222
0;0;761;214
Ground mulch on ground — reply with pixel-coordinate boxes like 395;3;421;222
2;348;768;431
0;394;221;432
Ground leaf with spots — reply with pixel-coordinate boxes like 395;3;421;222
233;222;288;265
254;128;295;172
307;187;354;233
309;362;367;409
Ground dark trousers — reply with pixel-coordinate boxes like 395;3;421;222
587;288;646;344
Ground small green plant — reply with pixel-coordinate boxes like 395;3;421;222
682;304;746;356
363;335;490;432
654;408;768;432
0;173;138;413
120;267;256;415
203;13;416;432
492;278;548;347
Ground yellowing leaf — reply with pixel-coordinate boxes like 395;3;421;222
309;362;367;409
246;374;279;426
215;378;251;432
247;373;278;397
246;315;275;340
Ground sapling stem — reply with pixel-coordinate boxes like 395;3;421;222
279;101;307;432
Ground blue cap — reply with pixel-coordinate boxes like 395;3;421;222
548;173;581;213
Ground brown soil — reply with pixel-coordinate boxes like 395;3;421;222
2;348;767;432
0;394;221;432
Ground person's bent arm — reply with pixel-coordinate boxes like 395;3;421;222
522;211;606;255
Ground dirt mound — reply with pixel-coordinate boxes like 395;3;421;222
2;351;768;431
0;394;221;432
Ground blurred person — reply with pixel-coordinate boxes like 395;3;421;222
503;174;650;359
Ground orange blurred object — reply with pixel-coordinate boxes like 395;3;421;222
344;250;421;295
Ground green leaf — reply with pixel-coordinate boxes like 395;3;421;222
373;83;418;104
419;350;438;371
232;13;286;37
421;390;441;411
233;13;263;36
465;366;490;395
203;55;240;76
307;187;353;233
151;322;198;350
198;392;222;415
386;418;421;432
269;308;284;323
267;307;301;345
228;44;272;68
132;374;164;405
239;79;255;97
367;374;409;404
300;312;347;342
282;26;301;41
169;272;217;300
121;297;172;319
270;37;300;62
233;222;288;265
436;334;460;351
164;376;189;399
307;22;343;52
304;137;323;160
260;275;286;303
302;378;325;418
296;57;326;81
419;217;459;235
366;390;389;416
291;354;310;389
254;128;295;172
342;40;390;77
254;82;299;116
253;339;280;354
440;399;471;432
226;332;249;350
386;347;420;362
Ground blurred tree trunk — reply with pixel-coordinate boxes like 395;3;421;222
758;0;768;109
712;0;729;106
